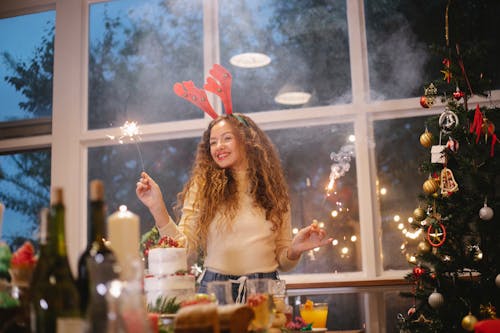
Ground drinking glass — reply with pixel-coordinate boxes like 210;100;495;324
299;302;328;329
207;281;234;305
246;279;275;332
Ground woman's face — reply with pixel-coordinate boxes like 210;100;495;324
209;120;247;171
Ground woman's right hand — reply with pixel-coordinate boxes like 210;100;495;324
136;172;164;211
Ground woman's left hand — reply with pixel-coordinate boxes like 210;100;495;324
288;222;333;260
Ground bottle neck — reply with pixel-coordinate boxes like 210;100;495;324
88;200;107;244
48;202;69;257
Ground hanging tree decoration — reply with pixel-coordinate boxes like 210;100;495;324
479;197;494;221
470;104;499;157
440;166;459;196
438;107;459;134
427;213;446;248
428;289;445;309
453;86;465;101
445;136;459;152
420;83;438;108
423;174;440;195
420;127;433;148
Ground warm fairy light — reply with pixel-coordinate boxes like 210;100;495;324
404;229;422;239
292;228;299;234
400;243;406;250
408;217;414;223
314;247;320;252
380;187;387;195
341;247;349;254
350;235;357;242
332;239;338;246
348;134;355;142
393;215;401;222
398;223;404;230
331;210;338;218
318;222;325;228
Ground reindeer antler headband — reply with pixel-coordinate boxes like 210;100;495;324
173;64;234;119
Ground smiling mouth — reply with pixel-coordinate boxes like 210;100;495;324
216;152;229;160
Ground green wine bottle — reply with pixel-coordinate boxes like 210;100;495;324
30;187;83;332
77;179;119;332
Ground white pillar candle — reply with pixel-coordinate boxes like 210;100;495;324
108;205;141;281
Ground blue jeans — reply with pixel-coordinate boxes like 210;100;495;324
198;269;279;303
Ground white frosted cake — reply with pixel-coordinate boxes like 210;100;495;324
144;247;195;306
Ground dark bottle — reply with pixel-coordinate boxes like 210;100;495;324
77;179;119;332
30;187;83;332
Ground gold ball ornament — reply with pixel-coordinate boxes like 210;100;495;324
420;131;433;148
423;178;440;195
461;313;478;332
417;241;431;254
413;207;426;222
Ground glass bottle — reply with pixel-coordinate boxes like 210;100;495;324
77;179;119;332
30;187;83;332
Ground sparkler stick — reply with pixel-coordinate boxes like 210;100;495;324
107;121;145;171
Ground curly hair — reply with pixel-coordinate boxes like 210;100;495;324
174;113;290;252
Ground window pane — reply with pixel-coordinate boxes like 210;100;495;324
269;124;360;274
374;116;429;270
365;0;500;100
0;12;55;123
88;0;204;129
88;138;198;234
219;0;351;111
0;149;51;250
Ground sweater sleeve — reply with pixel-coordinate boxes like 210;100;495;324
275;209;300;272
157;185;200;255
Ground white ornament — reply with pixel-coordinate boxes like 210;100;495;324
428;290;444;309
431;145;446;164
496;274;500;288
479;205;494;220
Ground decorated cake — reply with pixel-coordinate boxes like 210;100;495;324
143;234;195;309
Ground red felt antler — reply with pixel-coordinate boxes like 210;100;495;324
173;80;218;119
204;64;233;115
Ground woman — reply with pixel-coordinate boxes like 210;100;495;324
136;65;331;301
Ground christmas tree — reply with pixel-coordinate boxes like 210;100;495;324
397;1;500;332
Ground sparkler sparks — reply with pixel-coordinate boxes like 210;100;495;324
107;121;145;171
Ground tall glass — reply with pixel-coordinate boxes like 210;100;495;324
246;279;274;332
207;281;234;305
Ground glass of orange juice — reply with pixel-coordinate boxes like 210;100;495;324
299;301;328;328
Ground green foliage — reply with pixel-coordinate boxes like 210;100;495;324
147;296;180;314
397;2;500;330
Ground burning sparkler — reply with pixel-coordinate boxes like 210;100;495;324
326;143;355;195
107;121;145;171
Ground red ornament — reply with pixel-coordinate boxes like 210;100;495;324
420;96;430;108
413;266;425;277
446;137;459;152
453;88;465;100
